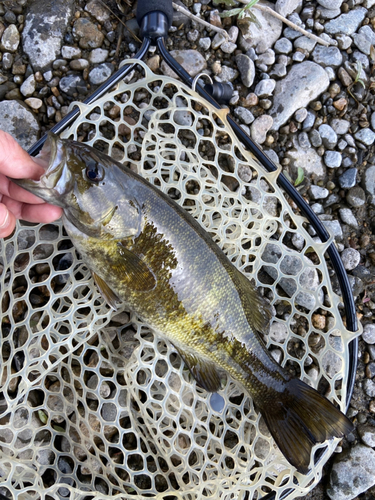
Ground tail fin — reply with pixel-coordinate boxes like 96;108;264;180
260;378;353;474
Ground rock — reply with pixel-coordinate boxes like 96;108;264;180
85;0;110;22
59;73;85;95
198;37;211;51
295;108;307;123
309;185;329;199
0;100;39;150
89;48;109;64
215;65;239;83
324;151;342;168
89;63;114;85
1;24;20;52
275;0;302;17
24;97;43;110
294;35;316;52
238;1;282;54
147;55;160;72
211;32;226;50
274;37;293;54
254;79;276;97
364;379;375;397
340;248;360;271
73;18;104;49
338;168;357;189
70;59;89;70
358;425;375;447
339;208;357;227
173;97;193;127
362;323;375;344
270;62;329;130
23;0;75;72
287;143;325;178
20;74;36;97
336;34;352;50
161;50;207;79
331;119;350;135
269;321;288;343
319;7;341;19
317;0;343;7
354;128;375;146
363;165;375;204
346;186;365;207
319;124;337;149
234;107;254;125
61;45;81;59
312;45;343;67
328;445;375;500
257;49;275;67
250;115;273;144
323;220;343;239
221;42;237;54
352;25;375;55
310;130;322;147
235;54;255;88
324;7;367;35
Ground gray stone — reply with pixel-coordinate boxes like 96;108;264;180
274;37;293;54
211;32;226;50
295;108;307;123
269;320;288;343
257;49;275;66
199;37;211;51
61;46;81;59
161;50;207;79
2;53;13;71
298;131;311;149
362;323;375;344
293;51;305;62
352;25;375;55
25;98;43;110
362;165;375;204
85;0;110;22
1;24;20;52
254;79;276;97
73;18;105;49
250;115;273;144
338;168;357;189
331;119;350;135
234;107;254;125
0;100;39;150
89;48;109;64
324;151;342;168
346;186;366;207
235;54;255;88
20;74;36;97
173;97;193;126
215;65;239;83
363;379;375;397
317;0;343;7
336;34;352;50
70;59;89;70
358;425;375;447
310;129;322;147
312;45;343;67
339;208;357;227
340;247;360;270
269;63;287;78
355;128;375;146
275;0;302;16
302;110;316;131
89;63;114;85
371;111;375;131
221;42;237;54
309;185;329;199
23;0;75;72
270;62;329;130
318;7;341;19
323;220;343;239
292;233;305;250
287;144;325;178
238;1;283;53
294;35;317;52
319;124;337;149
328;445;375;500
324;7;367;35
59;73;85;95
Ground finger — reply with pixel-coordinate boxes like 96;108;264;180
0;203;16;239
0;173;47;205
0;130;46;179
1;195;62;223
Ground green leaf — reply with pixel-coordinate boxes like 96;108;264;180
219;7;243;17
53;425;66;433
294;167;304;187
38;410;48;424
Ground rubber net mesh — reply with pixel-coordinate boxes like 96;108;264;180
0;61;360;500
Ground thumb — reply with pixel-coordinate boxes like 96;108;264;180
0;203;16;238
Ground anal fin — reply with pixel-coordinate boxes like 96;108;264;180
174;345;222;392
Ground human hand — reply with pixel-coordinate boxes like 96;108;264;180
0;130;63;238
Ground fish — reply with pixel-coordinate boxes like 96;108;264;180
14;133;353;474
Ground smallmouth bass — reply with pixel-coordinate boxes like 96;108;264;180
15;134;353;473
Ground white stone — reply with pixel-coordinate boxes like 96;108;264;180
61;45;81;59
0;100;39;150
89;48;109;64
20;74;36;97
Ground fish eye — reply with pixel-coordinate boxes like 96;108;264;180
85;163;104;183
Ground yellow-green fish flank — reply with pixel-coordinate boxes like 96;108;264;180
14;134;353;474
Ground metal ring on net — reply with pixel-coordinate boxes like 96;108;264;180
0;60;361;500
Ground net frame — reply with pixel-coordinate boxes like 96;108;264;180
0;60;361;500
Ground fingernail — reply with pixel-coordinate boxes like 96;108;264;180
0;206;10;229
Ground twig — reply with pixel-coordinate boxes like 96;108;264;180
172;2;229;41
236;1;330;47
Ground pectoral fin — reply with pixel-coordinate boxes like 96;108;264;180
117;242;157;292
174;345;222;392
92;272;120;310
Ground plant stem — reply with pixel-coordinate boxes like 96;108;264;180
172;2;229;41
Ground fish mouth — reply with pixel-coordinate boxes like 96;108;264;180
11;133;69;207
